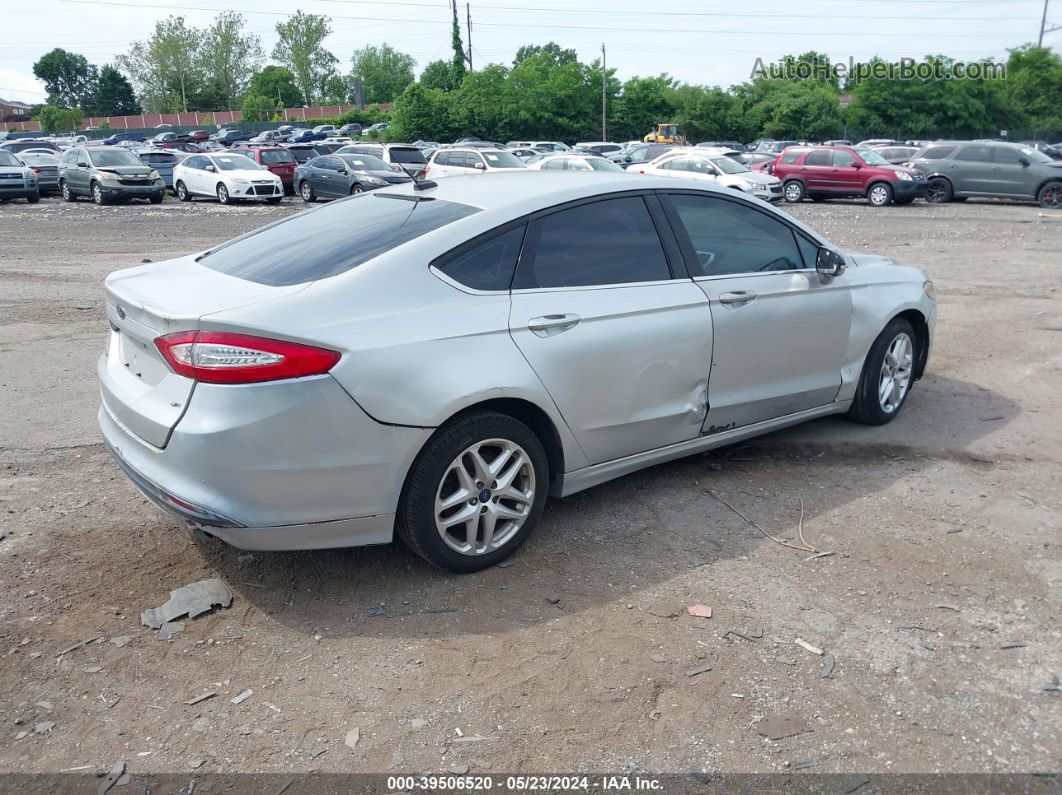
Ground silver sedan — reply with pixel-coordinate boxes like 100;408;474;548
98;172;936;572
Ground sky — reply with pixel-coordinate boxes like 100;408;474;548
1;0;1060;105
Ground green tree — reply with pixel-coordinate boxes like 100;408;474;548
615;75;677;141
272;11;339;105
350;43;415;104
92;65;141;116
201;12;262;110
513;42;577;69
35;105;84;133
1002;46;1062;136
33;49;98;110
450;11;466;90
420;59;453;92
248;66;304;107
241;93;280;122
391;83;456;141
118;16;204;112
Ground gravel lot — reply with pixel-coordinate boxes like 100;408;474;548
1;194;1060;780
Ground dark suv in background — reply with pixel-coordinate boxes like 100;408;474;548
910;141;1062;208
608;143;674;169
772;145;928;206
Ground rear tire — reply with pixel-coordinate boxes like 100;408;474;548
783;180;805;203
299;180;316;202
396;411;549;573
848;317;918;426
175;181;191;202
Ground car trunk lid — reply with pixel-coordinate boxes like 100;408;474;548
100;257;305;447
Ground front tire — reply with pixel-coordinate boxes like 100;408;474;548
396;411;549;573
61;180;76;202
867;182;893;207
91;181;108;205
783;180;805;203
1037;180;1062;209
350;183;363;195
216;183;231;205
926;177;953;204
848;317;917;425
149;192;163;204
26;191;40;204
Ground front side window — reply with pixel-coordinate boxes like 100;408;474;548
200;195;480;286
515;196;670;289
833;149;856;167
481;150;524;169
438;225;526;291
855;147;889;166
710;156;749;174
667;193;805;277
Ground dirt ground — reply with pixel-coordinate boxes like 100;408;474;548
1;194;1060;782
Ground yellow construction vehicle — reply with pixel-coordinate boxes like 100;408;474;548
643;123;688;145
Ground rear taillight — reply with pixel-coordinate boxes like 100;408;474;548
155;331;340;384
31;167;41;173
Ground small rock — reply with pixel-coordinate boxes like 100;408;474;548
15;731;27;740
192;717;211;733
410;718;428;729
344;727;360;750
110;636;132;648
450;763;469;775
821;654;836;679
388;750;405;769
157;622;184;641
34;721;55;735
545;596;561;605
230;689;253;705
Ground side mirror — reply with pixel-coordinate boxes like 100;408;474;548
852;161;863;169
337;168;347;175
474;162;486;170
77;160;89;168
815;247;846;279
204;164;215;172
1019;157;1030;167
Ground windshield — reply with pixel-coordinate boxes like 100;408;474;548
711;156;749;174
89;149;145;167
214;154;263;171
261;149;295;165
389;147;427;164
0;151;22;167
588;158;624;172
855;147;891;166
339;154;390;171
481;150;525;169
200;195;480;286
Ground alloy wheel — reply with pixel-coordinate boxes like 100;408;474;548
217;184;229;204
1040;185;1062;209
926;178;950;203
92;183;103;204
300;182;312;201
434;438;535;556
878;332;913;414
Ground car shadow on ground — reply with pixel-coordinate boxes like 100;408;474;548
195;373;1018;639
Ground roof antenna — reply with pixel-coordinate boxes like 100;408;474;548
409;163;437;191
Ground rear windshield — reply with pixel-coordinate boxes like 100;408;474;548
198;194;480;286
389;147;427;164
261;149;295;164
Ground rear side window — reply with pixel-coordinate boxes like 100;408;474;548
805;150;831;166
515;197;670;289
780;150;802;164
918;145;957;160
437;225;526;291
199;195;480;286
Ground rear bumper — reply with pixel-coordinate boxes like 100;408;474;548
98;374;433;550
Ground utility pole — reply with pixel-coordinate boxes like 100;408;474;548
601;42;607;141
1039;0;1049;45
466;3;473;70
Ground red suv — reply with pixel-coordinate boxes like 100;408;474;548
231;145;298;193
772;145;928;206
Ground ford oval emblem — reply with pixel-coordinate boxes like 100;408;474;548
117;305;126;319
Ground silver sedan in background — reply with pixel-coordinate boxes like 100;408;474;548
98;172;935;572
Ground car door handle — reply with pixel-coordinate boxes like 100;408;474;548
719;291;757;306
528;314;581;337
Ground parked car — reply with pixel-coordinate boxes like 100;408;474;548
58;146;165;204
157;141;204;153
173;152;283;204
362;122;389;137
295;153;412;201
822;139;853;146
13;147;61;157
134;148;183;191
18;151;62;194
213;129;253;147
102;132;147;146
199;140;226;152
1020;141;1062;161
573;142;624;157
284;143;332;164
187;130;210;143
151;132;179;143
869;144;920;165
288;129;326;144
426;147;526;178
1;138;60;154
338;123;363;137
745;152;777;172
230;145;298;192
0;150;40;203
695;141;746;152
772;145;928;206
412;140;441;150
248;130;284;144
525;153;624;172
608;143;674;168
507;147;541;161
858;139;898;147
313;124;336;135
336;143;428;177
321;136;354;146
97;172;935;571
909;141;1062;208
639;148;783;202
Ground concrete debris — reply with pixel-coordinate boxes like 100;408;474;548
56;635;102;659
756;712;813;741
388;751;405;769
83;665;103;674
34;721;55;735
686;663;713;677
648;650;666;664
97;760;125;795
687;604;713;619
15;732;28;741
450;763;470;775
141;579;233;630
1043;674;1060;693
109;636;132;648
410;718;428;729
157;622;185;641
230;689;253;705
795;638;824;656
821;654;836;679
184;691;217;706
344;727;360;750
191;717;211;733
34;700;53;712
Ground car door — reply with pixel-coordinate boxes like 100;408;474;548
951;144;994;194
661;191;853;431
801;149;834;192
182;156;208;195
310;157;338;197
830;148;865;194
989;145;1034;197
70;149;91;194
508;194;712;464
